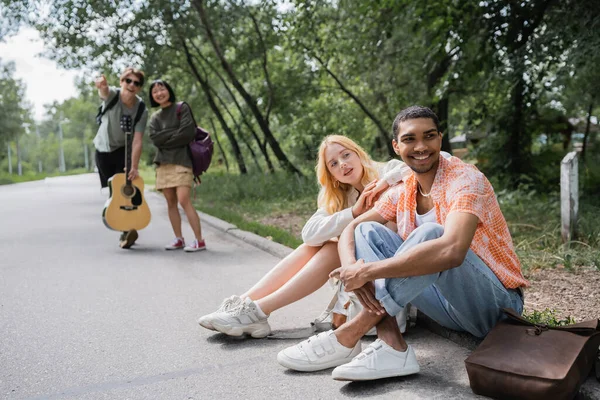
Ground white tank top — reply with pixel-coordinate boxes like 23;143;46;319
415;207;436;227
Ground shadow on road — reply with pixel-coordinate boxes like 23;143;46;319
206;332;284;351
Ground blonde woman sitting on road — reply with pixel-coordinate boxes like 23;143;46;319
197;135;413;338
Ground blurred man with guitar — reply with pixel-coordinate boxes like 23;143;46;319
93;68;149;249
102;115;151;242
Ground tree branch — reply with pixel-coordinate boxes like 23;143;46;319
309;49;395;157
247;7;274;122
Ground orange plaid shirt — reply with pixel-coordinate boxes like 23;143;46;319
374;155;528;289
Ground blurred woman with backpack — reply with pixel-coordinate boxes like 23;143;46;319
148;79;206;252
198;135;421;337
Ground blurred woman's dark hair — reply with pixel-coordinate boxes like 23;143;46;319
149;79;176;108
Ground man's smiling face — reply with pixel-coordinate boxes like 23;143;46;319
393;118;442;174
120;74;142;96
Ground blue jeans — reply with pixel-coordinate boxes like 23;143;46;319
355;222;523;338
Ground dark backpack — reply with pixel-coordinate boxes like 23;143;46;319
176;102;214;182
96;89;146;129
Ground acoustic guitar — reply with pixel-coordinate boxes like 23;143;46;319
102;115;151;231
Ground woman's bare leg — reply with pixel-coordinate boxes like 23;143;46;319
255;242;341;315
177;186;203;241
163;187;182;238
242;243;322;301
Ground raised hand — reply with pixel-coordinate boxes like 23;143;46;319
95;74;108;90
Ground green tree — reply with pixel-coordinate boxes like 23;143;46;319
4;0;600;187
0;59;31;170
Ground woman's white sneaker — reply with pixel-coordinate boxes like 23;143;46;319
165;237;185;250
331;340;420;381
197;295;243;331
210;298;271;338
184;239;206;252
277;330;362;372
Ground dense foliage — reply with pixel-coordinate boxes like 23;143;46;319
1;1;598;274
0;0;598;193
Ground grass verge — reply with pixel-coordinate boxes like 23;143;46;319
144;157;600;274
199;204;303;248
189;168;316;249
498;188;599;274
0;169;90;185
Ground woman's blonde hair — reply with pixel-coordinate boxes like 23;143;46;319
316;135;378;214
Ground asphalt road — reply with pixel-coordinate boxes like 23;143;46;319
3;174;597;400
0;174;336;399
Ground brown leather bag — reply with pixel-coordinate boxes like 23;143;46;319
464;308;600;400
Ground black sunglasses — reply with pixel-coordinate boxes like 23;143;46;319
124;78;142;87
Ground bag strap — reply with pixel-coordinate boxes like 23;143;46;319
176;101;184;120
324;280;342;313
320;280;342;317
99;91;143;129
502;308;600;335
176;101;203;129
101;89;120;116
311;280;341;331
192;180;200;200
132;101;145;130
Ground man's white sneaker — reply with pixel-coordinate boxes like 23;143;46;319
277;330;362;372
331;340;420;381
197;295;243;331
211;298;271;338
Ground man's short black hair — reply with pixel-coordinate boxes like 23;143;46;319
392;106;440;140
149;79;176;108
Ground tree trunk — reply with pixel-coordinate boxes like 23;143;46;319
432;97;452;154
181;40;247;174
426;53;453;155
192;0;302;175
207;82;271;173
189;40;275;172
238;126;263;172
507;70;528;181
501;1;553;182
581;99;594;160
247;8;274;121
16;134;22;176
209;118;230;172
7;142;12;175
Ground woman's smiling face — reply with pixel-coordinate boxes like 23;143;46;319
324;142;363;187
151;83;171;107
